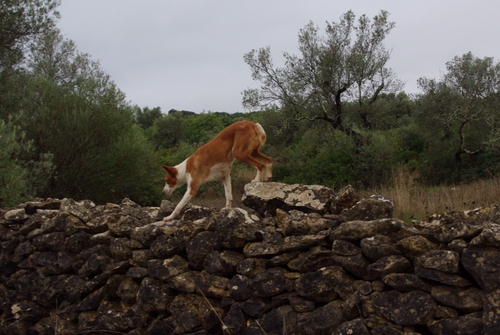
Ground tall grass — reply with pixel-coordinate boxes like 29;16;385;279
371;167;500;222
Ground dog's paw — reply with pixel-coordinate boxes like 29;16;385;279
163;215;174;222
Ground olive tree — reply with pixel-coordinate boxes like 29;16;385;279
242;10;401;133
418;52;500;164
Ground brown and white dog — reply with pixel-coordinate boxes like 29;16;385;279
162;120;272;221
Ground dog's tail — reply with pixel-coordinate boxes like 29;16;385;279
254;123;267;146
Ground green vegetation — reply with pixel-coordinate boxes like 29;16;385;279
1;3;500;216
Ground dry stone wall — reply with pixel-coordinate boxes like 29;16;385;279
1;183;500;334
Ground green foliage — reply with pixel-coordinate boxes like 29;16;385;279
415;52;500;185
183;113;225;144
17;75;161;205
156;142;197;167
134;106;162;129
84;124;163;205
0;119;30;206
0;0;60;70
147;111;187;149
273;126;397;189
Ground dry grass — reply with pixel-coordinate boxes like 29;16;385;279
369;168;500;222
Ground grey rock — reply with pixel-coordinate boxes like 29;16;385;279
275;209;328;236
194;270;230;299
382;273;431;292
295;266;346;303
333;318;370;335
470;223;500;247
428;312;483;335
32;232;66;252
244;232;329;258
332;239;362;256
330;219;417;242
360;235;402;261
203;250;244;277
343;195;394;221
431;286;483;313
462;246;500;291
365;255;412;280
213;207;265;249
287;246;336;272
331;184;360;214
251;267;288;297
483;288;500;335
229;274;253;301
415;267;472;287
169;293;210;334
415;249;461;274
396;235;439;260
333;253;370;279
24;198;61;214
41;211;88;235
239;296;271;318
186;231;222;269
166;271;198;293
59;198;97;223
236;257;267;278
4;209;30;224
297;300;345;335
109;237;133;261
242;182;335;215
372;290;436;325
136;277;173;313
255;305;297;335
147;255;189;281
417;212;484;243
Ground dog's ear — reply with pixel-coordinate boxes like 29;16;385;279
162;165;176;176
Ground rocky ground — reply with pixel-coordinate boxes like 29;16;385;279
1;182;500;334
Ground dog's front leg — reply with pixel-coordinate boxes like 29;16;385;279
164;189;194;221
223;173;233;207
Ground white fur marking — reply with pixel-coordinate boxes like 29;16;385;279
255;123;266;136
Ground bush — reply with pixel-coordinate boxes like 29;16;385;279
273;127;398;189
0;120;30;206
17;77;162;205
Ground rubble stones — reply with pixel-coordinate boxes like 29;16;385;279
1;184;499;334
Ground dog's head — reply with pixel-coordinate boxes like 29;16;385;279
162;165;179;196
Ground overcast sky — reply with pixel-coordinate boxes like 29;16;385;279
57;1;500;114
